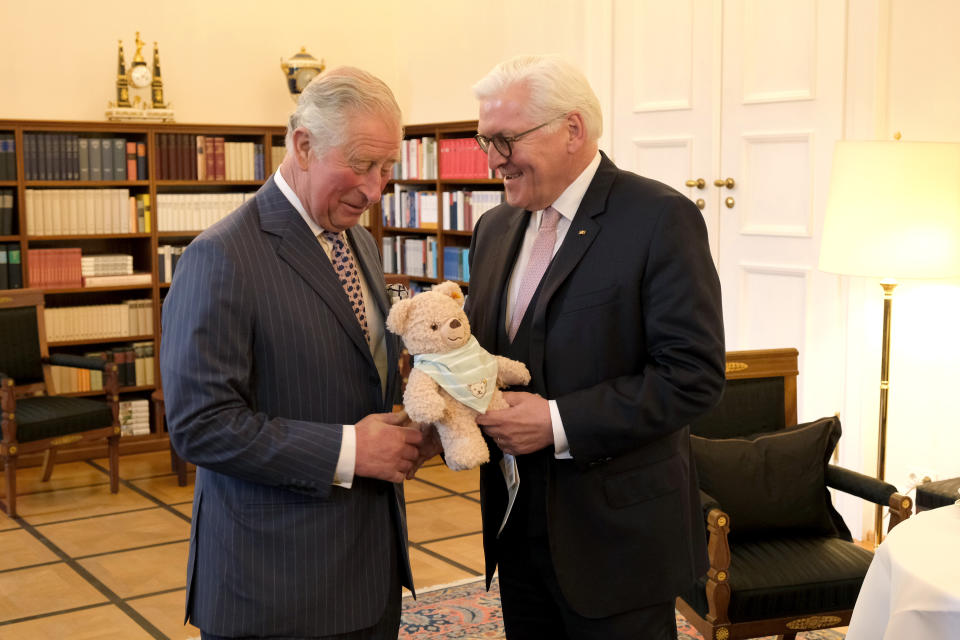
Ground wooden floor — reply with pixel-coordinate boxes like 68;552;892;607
0;451;483;639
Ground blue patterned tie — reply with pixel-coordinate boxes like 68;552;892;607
322;231;370;342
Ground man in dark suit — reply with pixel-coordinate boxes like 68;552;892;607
465;55;726;640
160;67;435;639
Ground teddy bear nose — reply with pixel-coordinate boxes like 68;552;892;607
449;319;461;329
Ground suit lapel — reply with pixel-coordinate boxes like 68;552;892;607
528;154;618;383
348;225;400;399
474;207;530;348
258;178;375;368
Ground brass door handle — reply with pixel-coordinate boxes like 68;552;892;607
695;198;705;210
725;197;735;208
714;177;735;189
686;178;706;189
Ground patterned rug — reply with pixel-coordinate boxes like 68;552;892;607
401;576;845;639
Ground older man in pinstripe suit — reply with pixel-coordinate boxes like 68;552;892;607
160;67;438;639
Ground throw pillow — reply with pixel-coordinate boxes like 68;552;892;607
691;416;843;539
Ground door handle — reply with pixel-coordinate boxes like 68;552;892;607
714;178;735;189
686;178;706;189
695;198;705;210
725;197;735;208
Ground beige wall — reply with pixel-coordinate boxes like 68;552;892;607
0;0;588;127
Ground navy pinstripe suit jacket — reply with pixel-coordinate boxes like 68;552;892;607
160;176;411;637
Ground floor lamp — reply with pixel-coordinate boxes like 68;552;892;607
819;139;960;546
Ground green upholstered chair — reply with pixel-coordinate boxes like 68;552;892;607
676;348;913;640
1;289;121;517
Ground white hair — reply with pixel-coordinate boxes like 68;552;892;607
285;66;402;156
472;55;602;141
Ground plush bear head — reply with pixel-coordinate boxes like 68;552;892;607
385;281;471;356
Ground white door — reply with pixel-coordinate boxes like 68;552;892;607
611;0;721;259
611;0;845;420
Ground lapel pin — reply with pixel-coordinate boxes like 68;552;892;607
578;230;587;236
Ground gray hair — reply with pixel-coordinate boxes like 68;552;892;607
285;66;403;155
472;55;602;141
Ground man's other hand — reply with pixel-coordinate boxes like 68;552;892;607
355;411;424;483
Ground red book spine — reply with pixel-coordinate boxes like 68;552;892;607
126;141;137;180
204;137;216;181
214;137;226;181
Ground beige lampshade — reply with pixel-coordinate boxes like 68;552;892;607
819;141;960;279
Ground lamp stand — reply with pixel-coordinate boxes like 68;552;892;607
873;280;897;547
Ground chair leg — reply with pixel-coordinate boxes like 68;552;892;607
41;447;57;482
173;449;188;487
3;455;17;517
107;434;120;493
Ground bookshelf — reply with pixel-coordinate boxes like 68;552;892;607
375;121;502;291
0;119;286;465
0;118;497;466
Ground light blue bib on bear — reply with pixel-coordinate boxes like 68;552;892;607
413;336;499;413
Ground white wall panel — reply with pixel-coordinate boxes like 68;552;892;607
631;0;694;111
741;0;817;103
740;132;813;236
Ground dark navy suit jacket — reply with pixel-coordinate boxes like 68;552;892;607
465;153;725;617
160;176;410;637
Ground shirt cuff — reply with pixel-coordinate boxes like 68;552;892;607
549;399;572;459
333;424;356;488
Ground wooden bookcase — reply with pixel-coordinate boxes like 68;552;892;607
374;120;502;291
0;118;498;466
0;119;286;464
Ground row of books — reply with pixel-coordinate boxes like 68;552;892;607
82;253;135;276
0;134;15;180
24;189;151;235
442;246;471;282
158;245;187;283
22;134;147;182
0;243;23;290
0;189;14;235
156;134;266;181
155;192;253;231
382;188;439;229
44;299;153;342
443;190;503;231
438;138;494;180
119;398;150;436
382;236;439;278
49;342;155;394
26;250;149;289
395;137;438;180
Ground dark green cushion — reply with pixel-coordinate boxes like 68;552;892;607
691;377;786;439
916;477;960;510
691;417;843;539
14;396;114;443
0;306;44;384
682;536;873;622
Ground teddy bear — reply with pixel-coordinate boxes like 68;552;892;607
385;280;530;471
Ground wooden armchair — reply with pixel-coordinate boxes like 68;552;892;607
676;348;912;640
0;289;121;517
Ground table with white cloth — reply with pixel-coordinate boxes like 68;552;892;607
846;502;960;640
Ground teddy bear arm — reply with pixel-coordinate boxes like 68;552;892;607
495;355;531;387
403;368;447;423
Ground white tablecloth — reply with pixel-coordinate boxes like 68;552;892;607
846;504;960;639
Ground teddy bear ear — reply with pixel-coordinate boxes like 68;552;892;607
385;298;413;335
434;280;465;306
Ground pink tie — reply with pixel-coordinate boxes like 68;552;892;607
322;231;370;342
509;206;561;341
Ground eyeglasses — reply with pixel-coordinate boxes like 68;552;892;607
474;119;557;158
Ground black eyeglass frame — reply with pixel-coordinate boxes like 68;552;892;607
474;118;560;158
